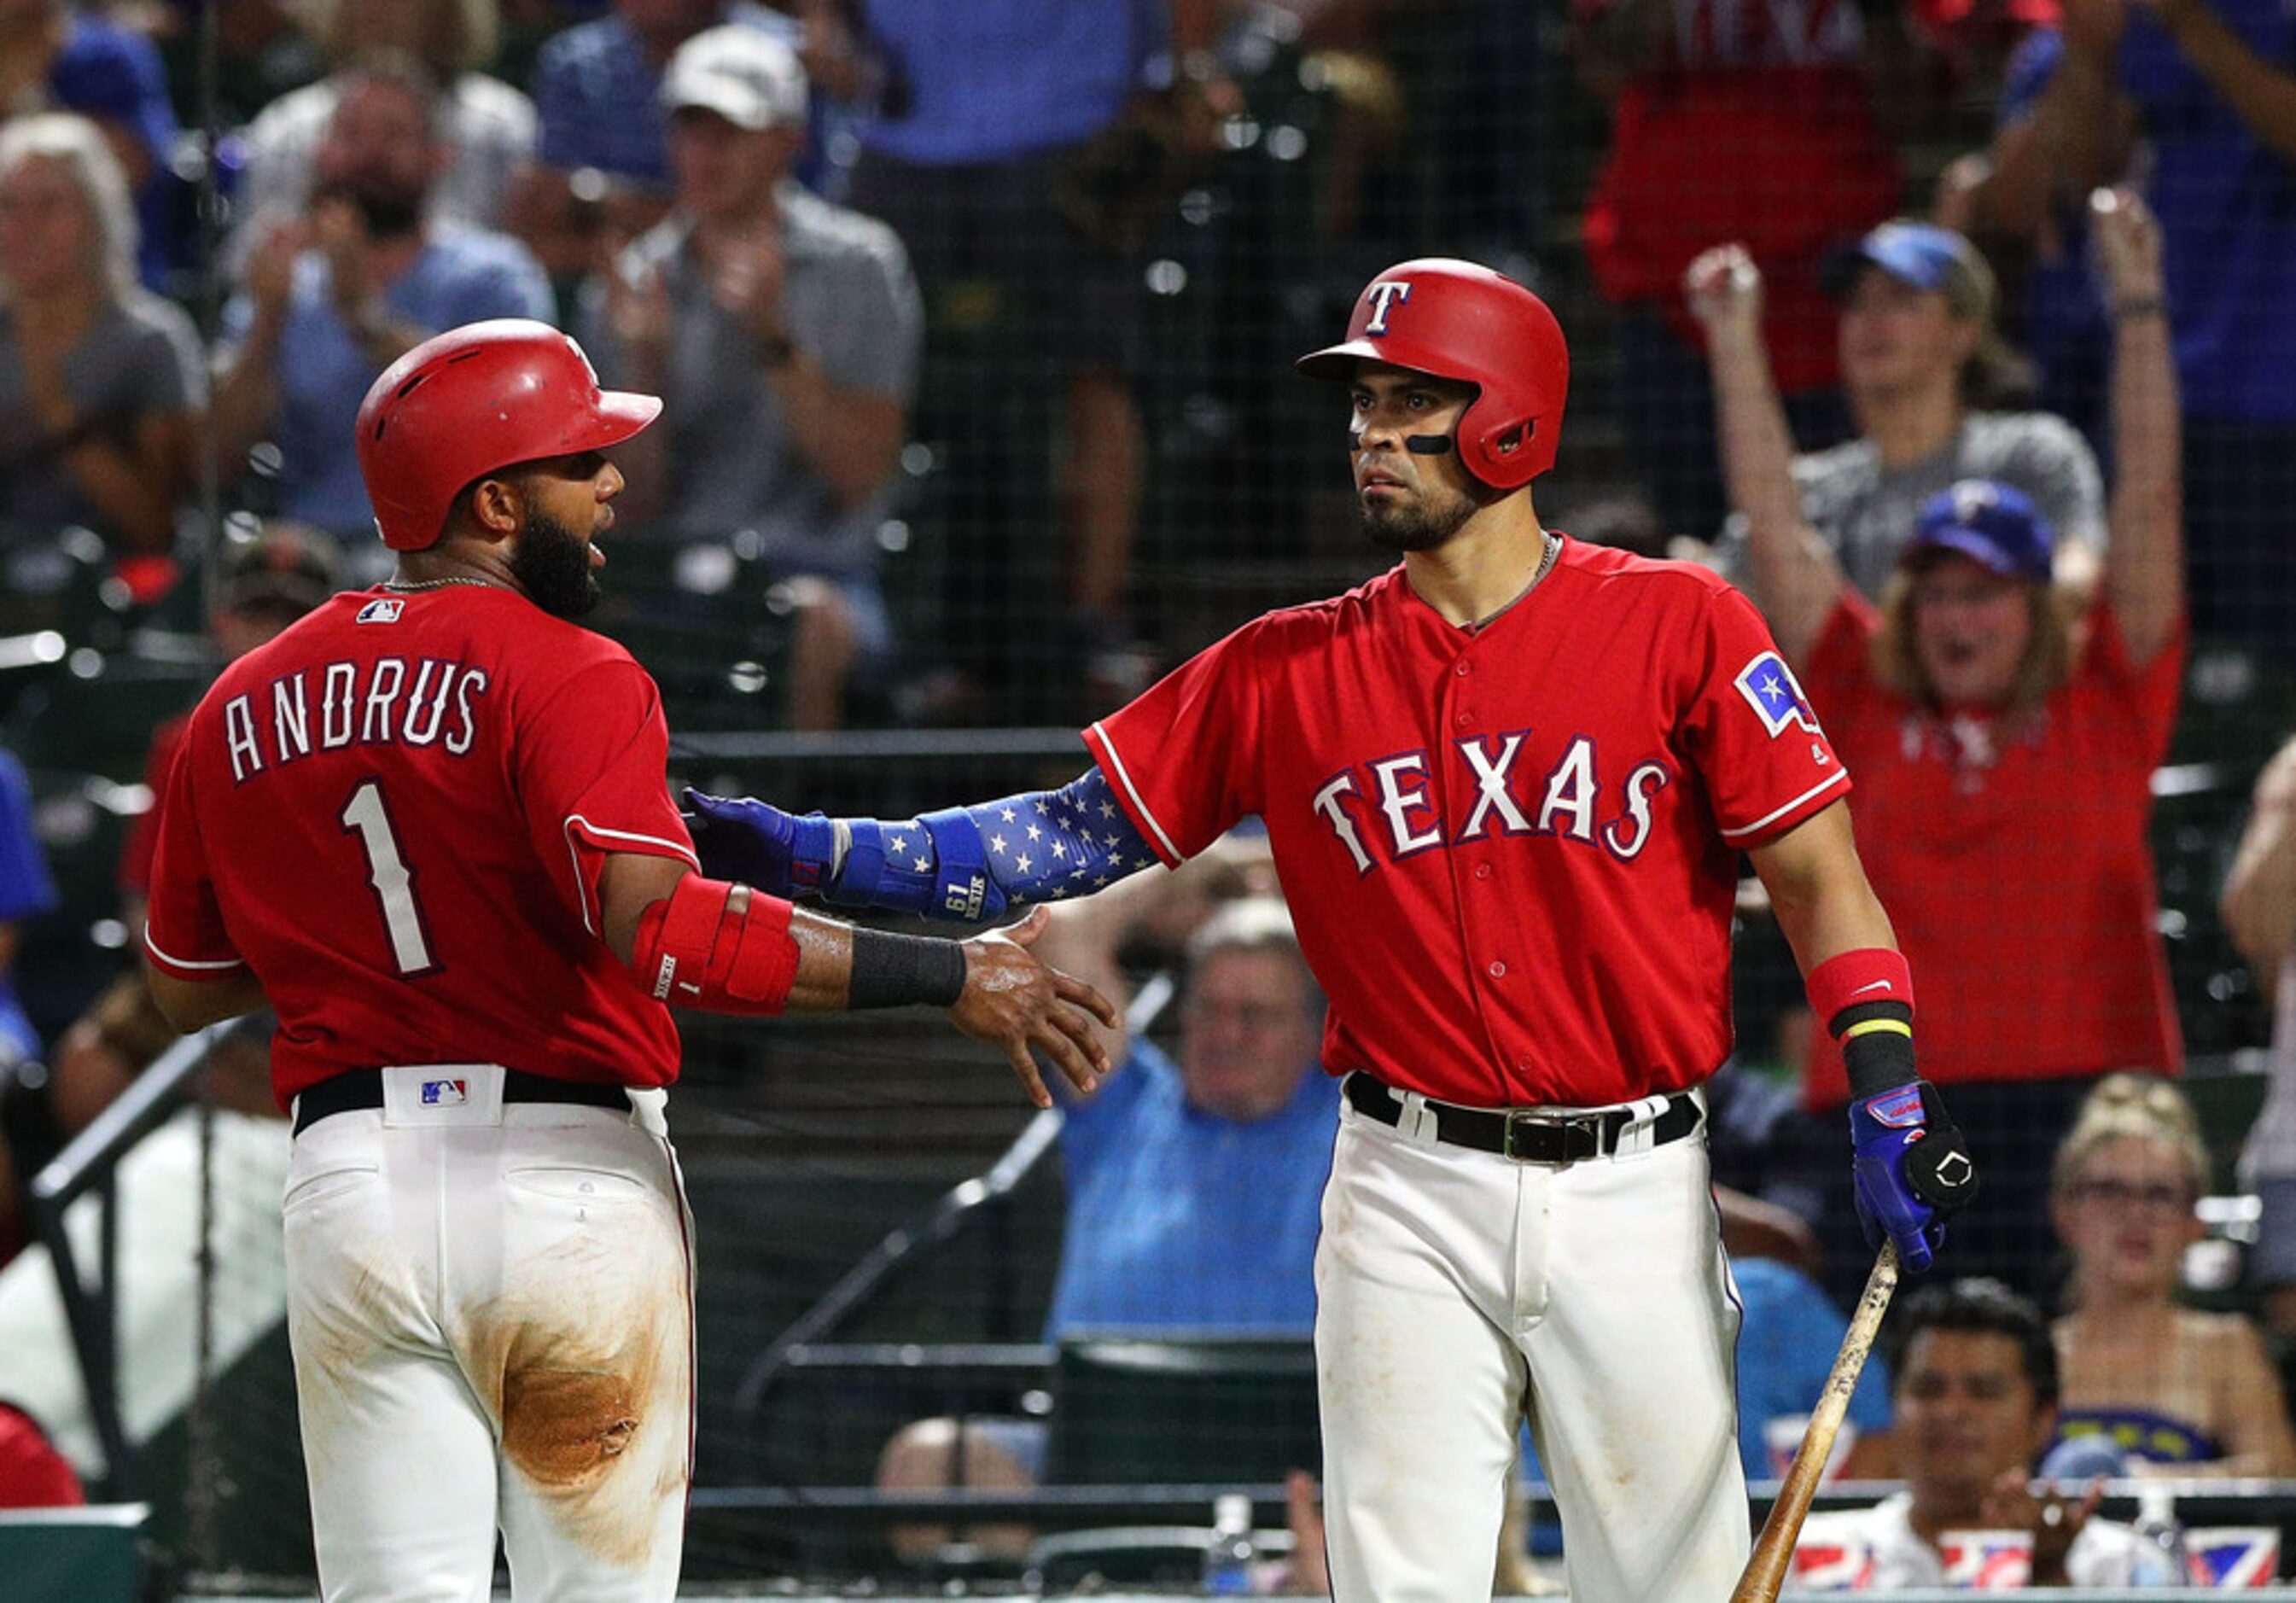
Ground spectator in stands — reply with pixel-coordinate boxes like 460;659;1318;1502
0;745;55;1072
2229;733;2296;1341
1958;0;2296;644
508;0;811;292
1698;218;2104;602
230;0;538;254
0;522;333;1263
2047;1073;2296;1477
842;0;1225;720
209;54;551;566
149;0;324;133
0;114;201;580
584;24;919;731
0;0;185;290
1570;0;1905;543
1687;188;2185;1297
1792;1278;2147;1588
875;866;1339;1563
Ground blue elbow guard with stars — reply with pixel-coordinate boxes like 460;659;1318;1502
687;768;1156;921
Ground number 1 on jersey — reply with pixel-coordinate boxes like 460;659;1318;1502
341;779;438;976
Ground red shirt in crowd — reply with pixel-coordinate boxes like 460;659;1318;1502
1579;0;1902;392
1798;592;2185;1105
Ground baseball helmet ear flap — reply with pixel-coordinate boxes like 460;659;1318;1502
355;318;662;551
1297;257;1568;491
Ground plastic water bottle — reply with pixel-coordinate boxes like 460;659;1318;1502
2121;1484;2192;1587
1203;1492;1257;1594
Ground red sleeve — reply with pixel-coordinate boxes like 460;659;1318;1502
2083;602;2187;764
515;657;697;937
1799;592;1879;729
1681;585;1853;847
1081;624;1264;866
143;718;244;980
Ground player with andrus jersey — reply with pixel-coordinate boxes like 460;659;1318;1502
685;260;1979;1601
140;320;1115;1603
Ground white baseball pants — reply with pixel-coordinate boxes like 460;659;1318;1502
281;1068;694;1602
1315;1085;1748;1603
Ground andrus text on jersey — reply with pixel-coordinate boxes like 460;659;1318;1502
221;656;491;782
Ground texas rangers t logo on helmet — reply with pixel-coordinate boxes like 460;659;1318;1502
1363;280;1413;335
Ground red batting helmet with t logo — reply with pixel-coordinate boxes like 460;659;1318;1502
1295;258;1568;489
354;319;662;551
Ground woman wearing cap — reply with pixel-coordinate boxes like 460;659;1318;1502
1688;189;2185;1298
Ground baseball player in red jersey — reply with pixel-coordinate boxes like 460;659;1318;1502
138;319;1116;1603
684;261;1979;1600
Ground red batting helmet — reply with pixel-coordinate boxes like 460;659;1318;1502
1296;258;1568;489
354;318;661;551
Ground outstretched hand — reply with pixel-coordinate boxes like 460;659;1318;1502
683;789;835;895
2089;186;2164;306
951;906;1122;1108
1683;242;1764;340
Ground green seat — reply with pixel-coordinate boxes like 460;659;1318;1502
0;1506;149;1603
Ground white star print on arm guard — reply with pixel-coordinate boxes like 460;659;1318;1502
818;767;1155;919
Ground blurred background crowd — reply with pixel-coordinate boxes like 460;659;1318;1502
0;0;2292;1594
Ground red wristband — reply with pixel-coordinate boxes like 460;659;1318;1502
1806;948;1914;1030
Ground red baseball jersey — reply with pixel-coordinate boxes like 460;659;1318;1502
144;586;697;1109
1797;592;2186;1104
1084;540;1850;1107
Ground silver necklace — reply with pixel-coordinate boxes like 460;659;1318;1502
1469;531;1563;632
382;575;498;593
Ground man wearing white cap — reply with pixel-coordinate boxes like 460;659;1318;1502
581;25;923;731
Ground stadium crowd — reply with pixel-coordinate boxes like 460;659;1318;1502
0;0;2291;1592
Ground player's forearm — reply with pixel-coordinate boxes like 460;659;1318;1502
1748;802;1900;975
686;768;1157;923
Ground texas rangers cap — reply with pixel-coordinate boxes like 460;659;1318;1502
660;25;808;131
1904;480;2054;583
1821;220;1996;324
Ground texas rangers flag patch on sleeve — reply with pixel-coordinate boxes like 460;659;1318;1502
1734;652;1821;737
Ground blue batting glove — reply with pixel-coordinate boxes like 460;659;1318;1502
1848;1080;1978;1274
681;790;837;895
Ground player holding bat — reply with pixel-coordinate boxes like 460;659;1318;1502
690;259;1978;1601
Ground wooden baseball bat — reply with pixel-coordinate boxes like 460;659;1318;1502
1729;1240;1901;1603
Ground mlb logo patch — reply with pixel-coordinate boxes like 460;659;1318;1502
355;597;405;624
1735;651;1821;737
421;1078;469;1107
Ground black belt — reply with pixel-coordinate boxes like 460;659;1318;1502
1343;1072;1702;1164
293;1068;631;1136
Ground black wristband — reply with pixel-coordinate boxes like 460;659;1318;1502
848;927;968;1009
1833;999;1918;1102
